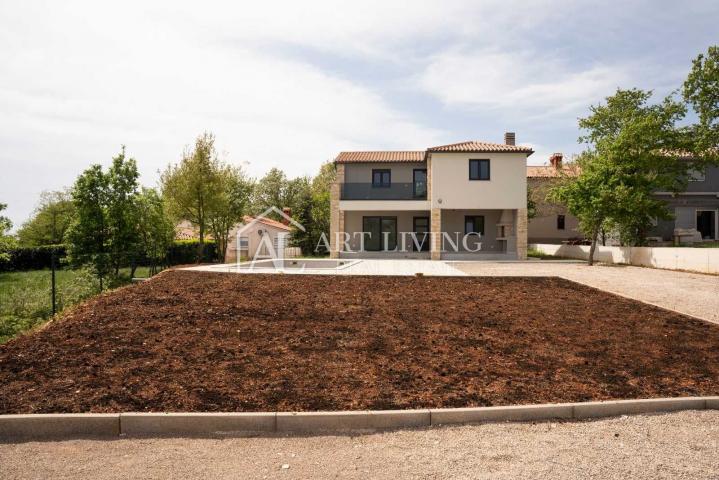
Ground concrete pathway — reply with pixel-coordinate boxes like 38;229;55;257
454;260;719;324
2;410;718;479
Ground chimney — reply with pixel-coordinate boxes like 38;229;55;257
281;207;292;225
504;132;515;146
549;153;563;169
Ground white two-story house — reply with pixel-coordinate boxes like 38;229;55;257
329;133;532;260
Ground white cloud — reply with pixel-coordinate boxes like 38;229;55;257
418;48;630;117
0;0;710;227
0;1;452;226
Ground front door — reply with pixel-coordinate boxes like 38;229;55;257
362;216;397;251
697;210;717;240
413;217;430;251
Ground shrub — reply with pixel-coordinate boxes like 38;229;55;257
0;240;216;272
0;245;67;272
166;240;217;265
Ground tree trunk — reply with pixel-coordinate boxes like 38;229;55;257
588;224;600;266
198;226;205;264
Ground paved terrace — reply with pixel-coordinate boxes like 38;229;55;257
453;261;719;324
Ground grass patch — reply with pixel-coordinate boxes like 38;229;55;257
693;241;719;248
527;247;558;259
0;266;152;343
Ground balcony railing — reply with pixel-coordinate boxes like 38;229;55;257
341;182;427;200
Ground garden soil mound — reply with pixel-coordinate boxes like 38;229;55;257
1;271;718;413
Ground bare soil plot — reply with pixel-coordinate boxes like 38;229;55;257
0;271;718;413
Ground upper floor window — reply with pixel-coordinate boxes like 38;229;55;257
557;215;565;230
372;169;391;188
464;215;485;235
688;169;706;182
469;159;490;180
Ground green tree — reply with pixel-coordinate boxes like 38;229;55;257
136;188;174;275
208;167;253;262
0;203;16;266
287;176;314;254
683;45;719;156
67;147;143;286
285;162;336;256
251;168;292;214
16;190;76;246
549;152;619;265
551;88;695;264
106;147;141;276
526;187;537;221
161;132;223;262
309;162;335;254
67;164;111;288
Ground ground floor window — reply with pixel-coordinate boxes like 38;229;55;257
464;215;485;236
362;216;397;251
413;216;430;251
696;210;717;240
557;215;565;230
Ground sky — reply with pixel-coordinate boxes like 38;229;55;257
1;0;718;229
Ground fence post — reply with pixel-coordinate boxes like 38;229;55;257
51;247;57;316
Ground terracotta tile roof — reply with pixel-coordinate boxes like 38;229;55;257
334;141;534;164
242;215;292;231
174;220;214;240
427;141;534;154
334;151;425;163
526;165;580;178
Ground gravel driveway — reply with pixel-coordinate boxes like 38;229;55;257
454;261;719;324
2;410;718;479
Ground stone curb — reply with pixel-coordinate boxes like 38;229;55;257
276;409;431;432
1;397;718;440
120;412;276;436
0;413;120;439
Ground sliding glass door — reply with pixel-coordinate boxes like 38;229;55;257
362;216;397;251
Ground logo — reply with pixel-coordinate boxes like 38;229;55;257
236;206;305;270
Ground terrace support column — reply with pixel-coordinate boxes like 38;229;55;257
329;164;345;258
516;208;528;260
430;208;442;260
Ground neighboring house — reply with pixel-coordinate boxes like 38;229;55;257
175;220;209;241
225;214;294;262
527;153;719;245
652;161;719;242
527;153;582;243
176;209;301;262
329;133;532;260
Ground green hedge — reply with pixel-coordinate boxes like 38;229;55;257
0;245;67;272
0;240;217;272
166;240;217;265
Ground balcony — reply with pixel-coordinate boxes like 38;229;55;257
341;182;427;200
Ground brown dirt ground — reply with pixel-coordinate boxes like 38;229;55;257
1;271;718;413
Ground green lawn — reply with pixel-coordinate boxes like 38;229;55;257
527;247;559;259
0;267;151;343
694;241;719;248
